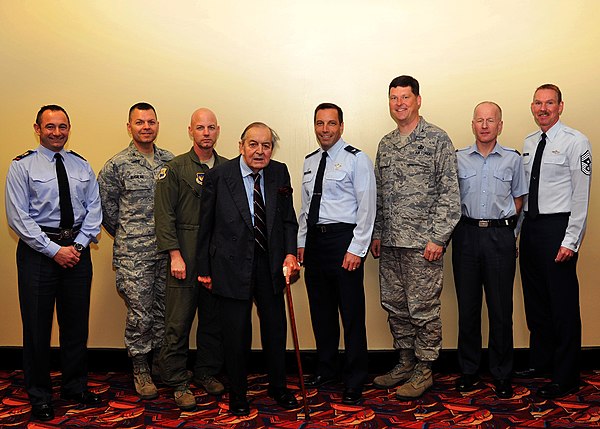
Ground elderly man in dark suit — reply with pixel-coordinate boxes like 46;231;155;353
197;122;300;416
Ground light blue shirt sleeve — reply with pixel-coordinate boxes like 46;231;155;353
73;162;102;248
5;157;61;257
346;151;377;257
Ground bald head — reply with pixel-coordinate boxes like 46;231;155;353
473;101;502;120
472;101;503;146
191;108;217;125
189;108;220;154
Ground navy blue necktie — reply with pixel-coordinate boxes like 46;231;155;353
307;151;328;227
55;153;74;229
528;132;547;219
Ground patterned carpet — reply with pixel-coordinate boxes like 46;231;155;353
2;369;600;428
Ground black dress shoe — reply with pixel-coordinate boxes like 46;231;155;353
494;379;513;399
304;374;336;388
514;368;545;378
455;374;478;392
342;388;362;405
60;390;101;405
538;381;579;399
229;393;250;416
268;387;298;409
31;403;54;421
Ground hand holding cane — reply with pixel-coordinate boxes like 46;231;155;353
283;265;310;420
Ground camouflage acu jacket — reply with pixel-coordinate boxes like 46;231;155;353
98;141;174;264
373;117;461;249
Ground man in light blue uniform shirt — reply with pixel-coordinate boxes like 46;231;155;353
453;101;526;399
517;84;592;399
5;105;102;421
297;103;376;405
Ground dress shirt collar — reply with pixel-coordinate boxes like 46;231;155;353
239;155;263;179
542;120;563;143
320;138;345;159
467;142;503;158
37;144;67;162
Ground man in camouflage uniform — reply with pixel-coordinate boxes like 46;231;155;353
98;102;174;399
370;76;461;399
154;108;227;411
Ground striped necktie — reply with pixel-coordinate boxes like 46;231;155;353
251;173;268;251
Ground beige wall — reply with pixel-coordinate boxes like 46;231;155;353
1;1;599;351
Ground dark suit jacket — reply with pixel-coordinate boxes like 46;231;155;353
197;155;298;300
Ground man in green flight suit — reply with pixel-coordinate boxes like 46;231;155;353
155;108;228;411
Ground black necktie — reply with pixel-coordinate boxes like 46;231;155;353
307;151;327;227
55;153;74;229
528;132;547;219
251;173;268;252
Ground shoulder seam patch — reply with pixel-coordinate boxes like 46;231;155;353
13;150;35;161
305;149;319;159
344;145;361;155
68;150;87;161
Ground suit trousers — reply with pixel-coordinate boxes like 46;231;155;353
304;226;368;389
452;221;516;380
160;283;223;387
218;246;287;397
519;214;581;385
16;239;92;406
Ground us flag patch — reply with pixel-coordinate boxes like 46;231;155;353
580;150;591;176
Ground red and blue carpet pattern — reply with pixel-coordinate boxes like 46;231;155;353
1;370;600;428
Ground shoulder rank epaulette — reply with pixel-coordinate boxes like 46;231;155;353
13;150;35;161
68;150;87;161
504;147;521;155
305;149;319;159
344;145;361;155
525;130;539;139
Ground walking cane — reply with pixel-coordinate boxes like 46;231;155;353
283;266;310;420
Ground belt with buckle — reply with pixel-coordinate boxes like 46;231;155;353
461;216;517;228
41;225;81;241
308;223;356;234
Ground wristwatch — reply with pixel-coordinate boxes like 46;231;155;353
73;243;85;252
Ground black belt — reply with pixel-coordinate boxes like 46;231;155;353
308;223;356;234
524;212;570;219
41;225;81;241
461;216;517;228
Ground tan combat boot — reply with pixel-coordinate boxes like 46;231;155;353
373;349;416;389
174;383;197;411
132;355;159;400
194;373;226;395
395;361;433;399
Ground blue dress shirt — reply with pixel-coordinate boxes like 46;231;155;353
298;138;376;257
456;142;527;220
5;145;102;258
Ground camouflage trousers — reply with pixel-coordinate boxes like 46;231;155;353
379;246;443;362
115;257;167;357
